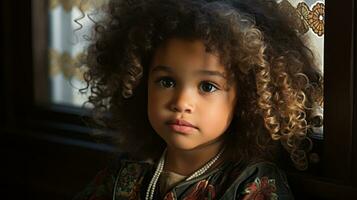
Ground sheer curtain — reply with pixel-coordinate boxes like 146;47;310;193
48;0;108;107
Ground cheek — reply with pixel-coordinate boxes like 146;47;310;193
199;95;236;132
147;86;157;118
205;103;232;125
147;85;166;125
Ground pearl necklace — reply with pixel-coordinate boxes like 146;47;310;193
145;148;224;200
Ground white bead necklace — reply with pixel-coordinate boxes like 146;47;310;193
145;148;224;200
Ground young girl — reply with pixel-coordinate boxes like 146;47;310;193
75;0;323;199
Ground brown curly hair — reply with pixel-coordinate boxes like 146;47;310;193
81;0;323;170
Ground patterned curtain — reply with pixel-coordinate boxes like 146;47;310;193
278;0;325;73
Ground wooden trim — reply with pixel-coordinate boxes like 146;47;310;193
1;0;34;127
352;0;357;188
32;0;49;105
287;172;357;199
323;0;354;182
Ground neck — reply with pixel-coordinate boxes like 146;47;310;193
164;139;224;176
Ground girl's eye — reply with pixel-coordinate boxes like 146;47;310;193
200;81;219;93
156;77;175;88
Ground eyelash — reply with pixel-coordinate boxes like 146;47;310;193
154;76;220;93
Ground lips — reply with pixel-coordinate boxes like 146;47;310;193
166;119;198;134
166;119;197;128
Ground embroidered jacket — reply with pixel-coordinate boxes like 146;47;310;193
74;155;294;200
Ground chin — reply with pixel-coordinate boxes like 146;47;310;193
163;137;198;151
155;128;202;150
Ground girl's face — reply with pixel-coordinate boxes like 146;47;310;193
148;38;237;151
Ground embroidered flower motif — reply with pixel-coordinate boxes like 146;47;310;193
308;3;325;36
128;179;144;200
278;1;325;36
296;2;310;34
242;177;278;200
115;163;144;198
163;192;175;200
183;180;216;200
278;0;308;35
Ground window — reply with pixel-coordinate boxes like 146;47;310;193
34;0;108;107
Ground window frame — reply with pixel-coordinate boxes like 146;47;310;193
2;0;108;147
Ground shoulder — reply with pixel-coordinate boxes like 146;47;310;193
73;153;152;200
223;162;294;200
111;154;154;199
241;161;287;179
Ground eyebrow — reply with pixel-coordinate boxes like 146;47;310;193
151;65;227;79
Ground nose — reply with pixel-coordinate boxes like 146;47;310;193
169;87;194;113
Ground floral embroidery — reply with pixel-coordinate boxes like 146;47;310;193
308;3;325;36
296;2;310;34
277;1;325;36
75;161;294;200
278;0;308;34
163;192;175;200
115;163;144;199
128;180;143;200
183;180;216;200
242;177;278;200
73;167;113;200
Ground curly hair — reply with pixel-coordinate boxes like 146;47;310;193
81;0;323;170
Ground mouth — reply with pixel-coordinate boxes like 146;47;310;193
166;119;198;134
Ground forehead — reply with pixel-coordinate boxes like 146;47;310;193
150;38;226;73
